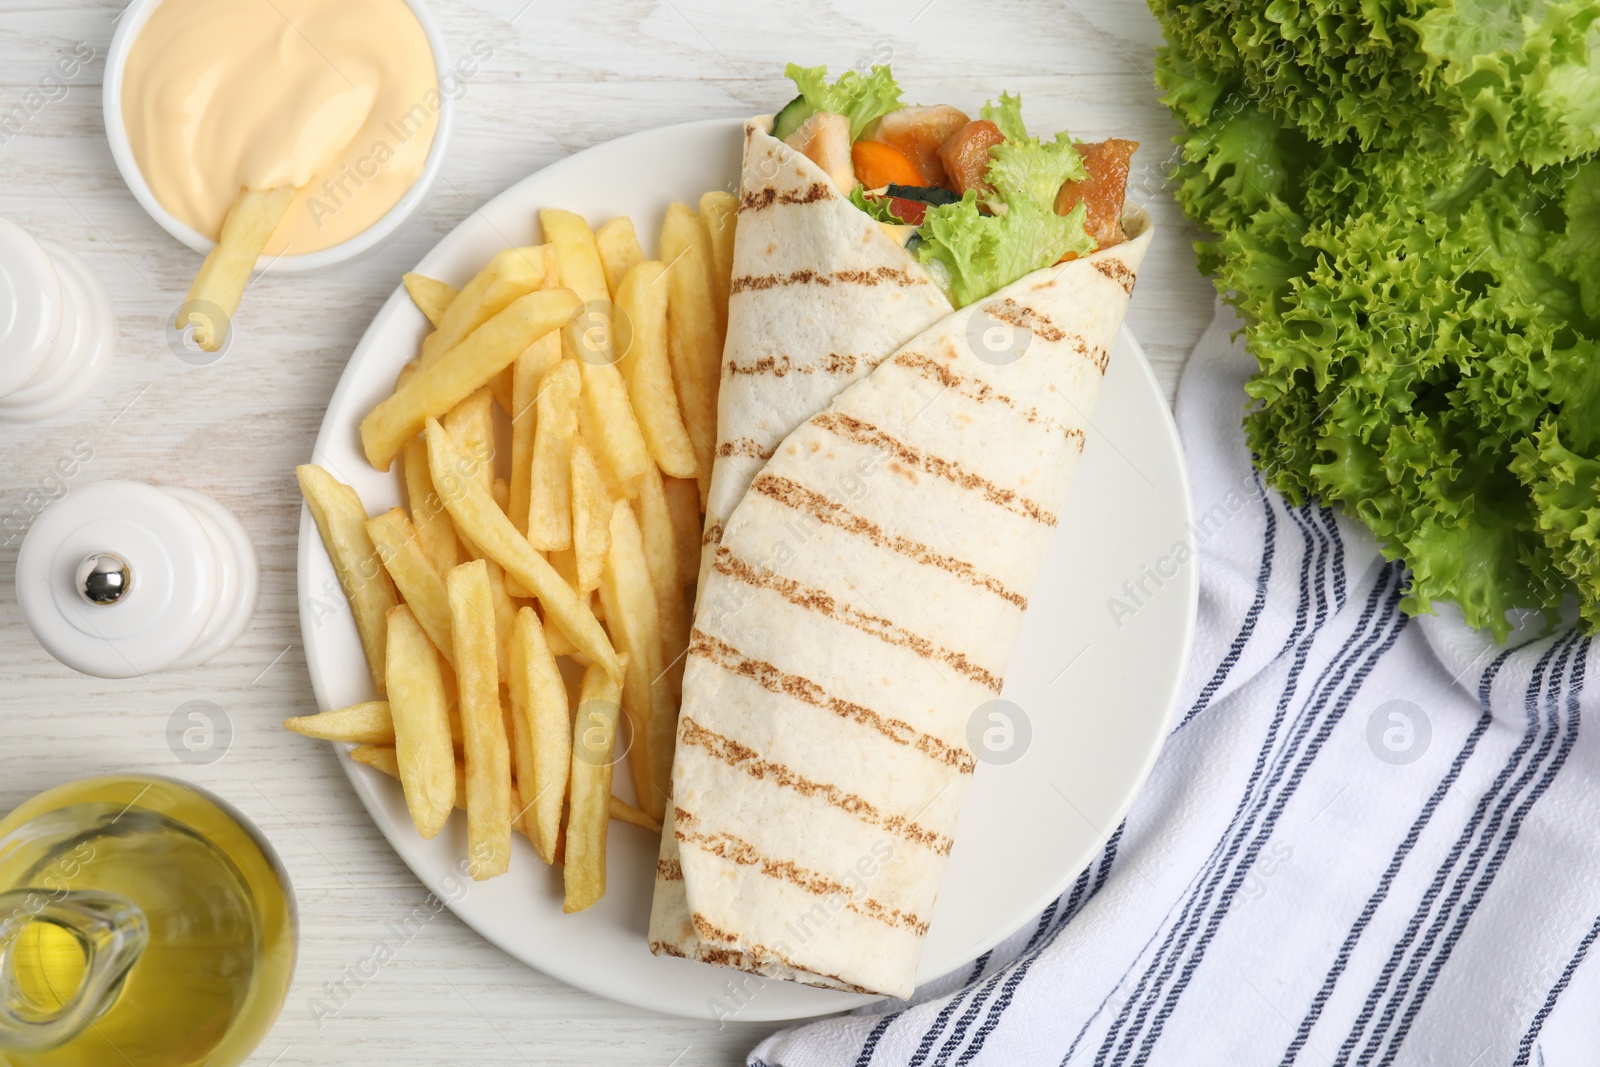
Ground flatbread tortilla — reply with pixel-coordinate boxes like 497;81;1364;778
697;117;953;595
650;111;1154;997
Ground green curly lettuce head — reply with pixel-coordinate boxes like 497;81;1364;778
1237;157;1598;638
1551;158;1600;318
1149;0;1600;167
1411;0;1600;170
1153;3;1600;640
1512;419;1600;632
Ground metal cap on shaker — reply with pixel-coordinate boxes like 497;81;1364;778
15;481;259;678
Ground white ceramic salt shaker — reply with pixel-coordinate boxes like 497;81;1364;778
0;217;116;422
15;481;259;678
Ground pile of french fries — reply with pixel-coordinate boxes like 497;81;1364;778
287;192;739;912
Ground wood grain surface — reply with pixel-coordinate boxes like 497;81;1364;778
0;1;1215;1063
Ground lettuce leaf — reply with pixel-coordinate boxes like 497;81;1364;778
916;191;1095;308
1153;21;1600;639
1512;421;1600;632
784;63;903;142
1147;0;1600;167
907;93;1095;306
979;92;1029;142
847;186;906;223
1233;157;1594;638
1553;158;1600;319
979;92;1087;205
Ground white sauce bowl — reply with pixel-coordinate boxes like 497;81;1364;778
102;0;455;274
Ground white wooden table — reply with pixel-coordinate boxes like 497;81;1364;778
0;1;1215;1062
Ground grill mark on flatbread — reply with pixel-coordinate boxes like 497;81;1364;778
649;940;688;959
739;183;834;212
674;816;929;934
986;297;1066;342
750;473;1027;609
677;716;955;854
687;916;877;994
891;350;1085;446
700;944;760;972
690;628;977;772
656;859;683;881
811;412;1058;528
1093;257;1137;295
724;353;862;378
702;522;724;547
711;549;1004;692
731;266;926;295
691;914;738;942
717;438;776;461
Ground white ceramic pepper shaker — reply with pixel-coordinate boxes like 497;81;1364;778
15;480;259;678
0;217;116;422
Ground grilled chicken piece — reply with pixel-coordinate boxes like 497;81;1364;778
784;111;858;194
867;104;970;187
1056;138;1139;250
937;119;1006;198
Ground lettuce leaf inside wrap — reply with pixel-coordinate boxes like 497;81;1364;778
784;63;903;142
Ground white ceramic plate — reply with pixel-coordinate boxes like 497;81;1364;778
298;118;1197;1022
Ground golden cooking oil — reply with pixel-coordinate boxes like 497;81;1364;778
0;776;295;1067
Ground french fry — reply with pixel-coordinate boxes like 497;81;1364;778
283;701;395;744
420;245;554;366
404;273;459;328
494;243;563;415
492;477;510;515
350;743;402;777
366;508;455;666
595;216;645;298
544;611;582;660
482;557;517;682
442;387;496;494
574;355;653;497
540;210;653;495
386;605;456;840
570;439;613;594
635;466;690;697
565;660;622;912
361;288;580;471
659;204;721;502
616;261;697;479
177;185;297;352
359;746;557;840
288;701;463;747
507;607;569;862
297;465;398;693
446;494;523;683
426;419;620;678
664;475;705;588
508;333;562;537
548;547;581;596
448;559;512;879
609;795;662;832
403;437;460;575
538;209;608;304
597;499;668;821
526;358;581;550
699;190;738;333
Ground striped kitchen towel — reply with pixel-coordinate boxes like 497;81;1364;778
749;303;1600;1066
